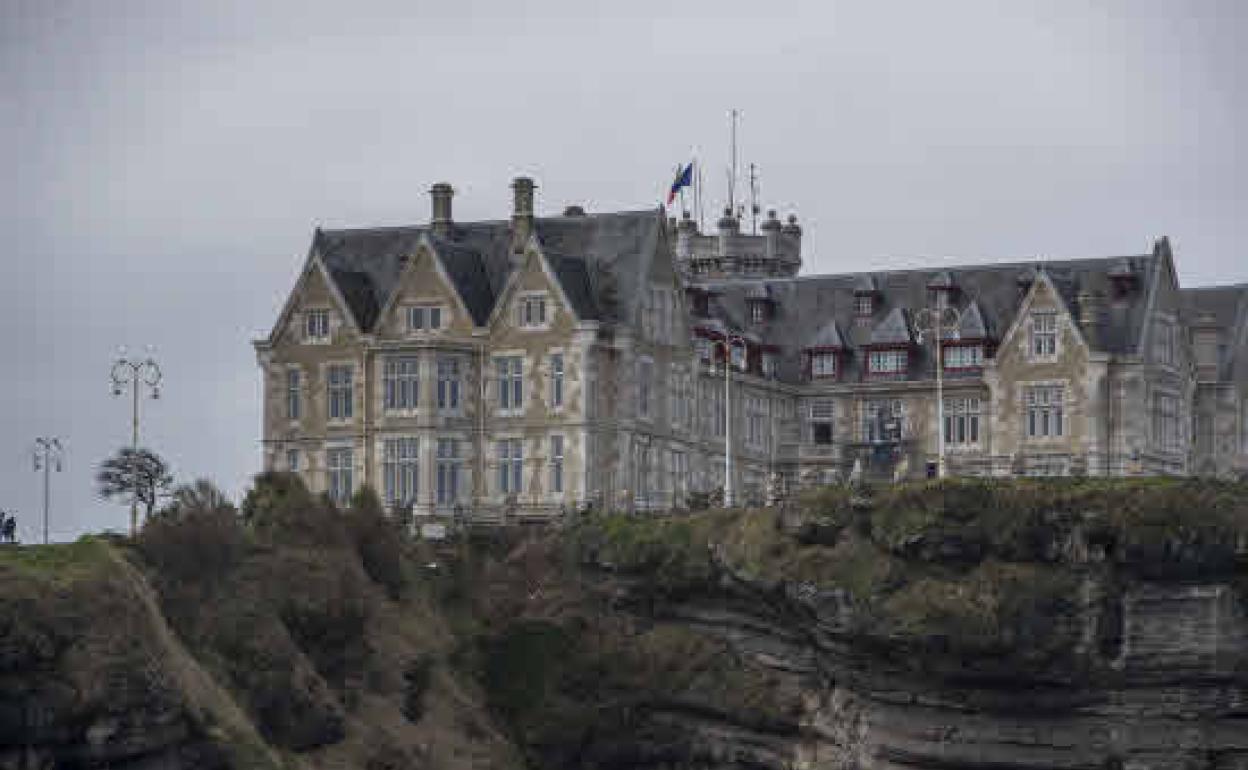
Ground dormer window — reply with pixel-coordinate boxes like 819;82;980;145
730;342;746;370
407;304;444;332
943;344;984;370
868;349;908;375
750;301;767;324
518;293;548;328
810;351;839;379
304;310;330;341
762;351;779;379
854;294;874;317
695;337;712;363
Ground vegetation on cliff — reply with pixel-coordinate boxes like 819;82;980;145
3;476;1247;768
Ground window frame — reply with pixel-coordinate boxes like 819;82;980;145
517;292;550;329
435;438;461;506
1030;311;1059;360
304;309;330;342
1024;384;1065;439
326;446;353;505
550;353;565;410
382;436;420;508
437;356;461;412
496;355;524;413
383;356;420;412
327;364;354;420
406;303;445;334
867;349;908;376
497;437;524;495
286;368;301;420
550;434;564;495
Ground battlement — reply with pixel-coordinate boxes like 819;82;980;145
672;207;802;279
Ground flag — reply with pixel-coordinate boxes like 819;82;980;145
666;162;693;206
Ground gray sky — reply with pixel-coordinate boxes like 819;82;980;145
2;0;1244;541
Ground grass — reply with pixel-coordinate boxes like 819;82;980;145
0;536;113;582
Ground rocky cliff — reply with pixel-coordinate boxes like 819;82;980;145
3;478;1248;769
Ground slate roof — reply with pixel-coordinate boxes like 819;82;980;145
869;307;914;346
694;252;1162;383
1179;284;1248;380
308;209;663;332
807;319;847;349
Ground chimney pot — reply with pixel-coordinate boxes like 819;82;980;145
430;182;454;236
511;176;537;254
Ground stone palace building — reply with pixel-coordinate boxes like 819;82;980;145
254;178;1248;520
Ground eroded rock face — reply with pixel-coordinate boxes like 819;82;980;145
642;572;1248;770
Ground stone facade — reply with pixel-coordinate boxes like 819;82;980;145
254;180;1248;524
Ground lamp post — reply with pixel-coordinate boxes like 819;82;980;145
914;306;963;479
32;437;64;545
111;348;162;536
711;333;746;507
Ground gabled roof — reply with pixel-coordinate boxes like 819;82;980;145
869;307;914;346
691;251;1161;383
807;319;846;349
302;209;664;332
1179;283;1248;380
957;300;990;340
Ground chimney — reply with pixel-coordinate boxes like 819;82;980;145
1193;311;1221;382
511;176;536;253
676;209;698;259
430;182;454;237
761;209;781;261
780;214;803;275
716;205;739;260
1076;289;1102;347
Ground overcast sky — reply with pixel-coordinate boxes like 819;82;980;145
2;0;1244;541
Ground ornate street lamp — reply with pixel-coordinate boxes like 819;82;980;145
711;333;747;507
110;347;162;536
914;306;964;479
32;437;64;545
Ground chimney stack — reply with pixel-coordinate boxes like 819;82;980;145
511;176;536;252
1193;311;1221;382
1076;289;1102;347
761;209;781;261
430;182;454;237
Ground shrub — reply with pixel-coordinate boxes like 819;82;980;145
138;507;248;584
347;487;406;598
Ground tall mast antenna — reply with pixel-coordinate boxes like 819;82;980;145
728;109;739;216
749;163;760;235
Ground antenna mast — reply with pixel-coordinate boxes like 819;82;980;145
728;109;739;216
749;163;760;235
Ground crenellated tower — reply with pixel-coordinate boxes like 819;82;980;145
674;207;802;280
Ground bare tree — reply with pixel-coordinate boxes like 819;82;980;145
97;447;173;524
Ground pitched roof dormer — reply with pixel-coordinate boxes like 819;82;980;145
868;307;915;347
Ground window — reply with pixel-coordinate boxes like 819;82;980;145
383;437;419;507
862;399;904;442
383;357;419;411
943;344;984;370
496;356;523;411
550;435;564;495
943;397;981;445
810;399;834;445
750;301;767;324
498;438;523;494
327;447;353;504
550;353;564;409
638;358;653;419
519;294;548;327
868;349;907;375
695;337;712;363
1025;386;1064;438
1153;393;1181;452
305;310;329;341
1154;320;1178;366
671;450;688;501
327;364;353;419
811;352;838;378
436;439;460;505
854;294;874;317
730;343;746;370
746;395;767;448
1031;312;1058;358
704;380;726;438
762;353;779;379
286;369;301;420
407;304;443;332
286;448;299;471
437;356;460;411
